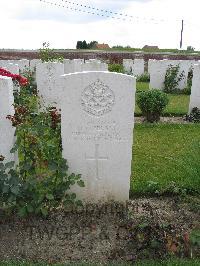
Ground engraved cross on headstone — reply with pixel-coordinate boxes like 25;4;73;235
85;144;108;180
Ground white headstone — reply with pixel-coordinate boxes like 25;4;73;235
5;63;20;75
149;60;167;90
123;59;134;74
64;59;83;73
189;64;200;112
60;71;136;203
133;59;144;76
149;59;195;90
10;59;30;73
30;59;42;72
0;76;15;163
82;61;108;72
0;60;9;68
36;62;64;108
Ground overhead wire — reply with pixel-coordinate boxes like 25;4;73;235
39;0;171;24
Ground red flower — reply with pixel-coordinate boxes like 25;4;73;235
0;68;28;86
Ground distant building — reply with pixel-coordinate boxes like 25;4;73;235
143;45;159;50
94;43;110;49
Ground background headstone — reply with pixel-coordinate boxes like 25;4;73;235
123;59;134;74
30;59;42;72
133;59;144;76
36;62;64;108
189;64;200;112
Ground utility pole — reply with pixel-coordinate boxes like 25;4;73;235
180;19;184;49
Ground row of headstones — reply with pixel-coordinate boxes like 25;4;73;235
1;61;200;203
148;59;198;91
0;70;135;203
0;59;108;74
123;58;200;92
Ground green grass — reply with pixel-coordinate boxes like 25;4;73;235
131;123;200;196
164;94;190;116
135;82;190;116
0;259;200;266
136;82;149;91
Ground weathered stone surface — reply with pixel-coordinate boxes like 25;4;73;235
30;59;42;72
36;62;64;108
133;59;144;76
5;63;20;75
189;64;200;112
123;59;133;74
82;61;108;71
0;76;15;163
60;71;136;203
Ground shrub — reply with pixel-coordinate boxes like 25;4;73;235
185;107;200;123
108;63;124;73
0;72;84;217
137;89;169;122
39;42;63;63
164;64;185;93
182;68;193;95
137;72;150;82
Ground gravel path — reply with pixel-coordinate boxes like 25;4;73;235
135;116;189;124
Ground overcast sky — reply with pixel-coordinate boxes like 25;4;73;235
0;0;200;50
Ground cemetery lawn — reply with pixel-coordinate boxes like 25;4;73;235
131;123;200;196
136;82;190;116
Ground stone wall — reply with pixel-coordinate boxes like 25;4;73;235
1;50;200;64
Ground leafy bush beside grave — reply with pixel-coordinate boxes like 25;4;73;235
39;42;64;63
164;64;185;94
137;72;150;82
0;71;84;217
108;63;124;73
136;89;169;122
185;107;200;123
182;67;193;95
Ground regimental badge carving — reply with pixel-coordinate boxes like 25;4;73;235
81;79;115;116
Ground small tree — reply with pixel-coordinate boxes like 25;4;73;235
137;89;169;122
76;41;83;49
82;40;88;49
39;42;63;63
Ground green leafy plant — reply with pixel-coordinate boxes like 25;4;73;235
108;63;124;73
182;68;193;95
137;89;169;122
137;72;150;82
39;42;64;63
164;64;185;93
186;107;200;123
0;72;84;217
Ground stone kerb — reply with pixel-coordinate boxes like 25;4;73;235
189;64;200;112
36;62;64;108
0;76;15;163
60;71;136;203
